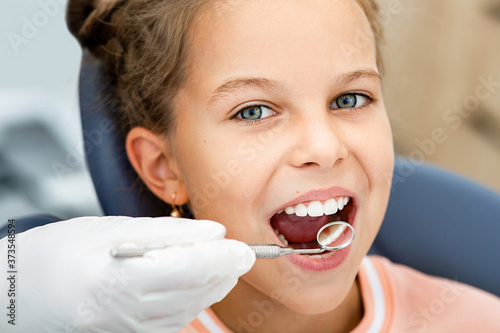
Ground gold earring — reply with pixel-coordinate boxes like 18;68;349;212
170;192;183;218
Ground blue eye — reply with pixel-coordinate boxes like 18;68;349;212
235;105;275;122
331;93;369;109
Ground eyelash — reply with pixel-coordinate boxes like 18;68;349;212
231;92;375;124
231;104;276;124
330;92;374;112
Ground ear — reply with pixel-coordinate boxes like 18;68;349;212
125;127;188;205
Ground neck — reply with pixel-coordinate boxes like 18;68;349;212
211;276;363;333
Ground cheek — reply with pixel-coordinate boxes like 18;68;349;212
350;113;394;189
344;113;394;244
365;118;394;241
369;118;394;190
173;119;268;229
175;137;240;218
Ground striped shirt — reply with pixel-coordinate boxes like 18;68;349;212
180;256;500;332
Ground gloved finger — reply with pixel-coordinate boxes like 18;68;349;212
23;216;227;248
103;217;228;247
129;275;240;322
118;239;255;294
91;252;248;331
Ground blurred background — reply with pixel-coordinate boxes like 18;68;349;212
382;0;500;192
0;0;101;227
0;0;499;228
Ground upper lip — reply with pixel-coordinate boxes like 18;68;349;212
267;186;356;220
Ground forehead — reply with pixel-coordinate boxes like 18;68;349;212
184;0;377;94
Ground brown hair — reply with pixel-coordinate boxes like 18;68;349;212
67;0;384;135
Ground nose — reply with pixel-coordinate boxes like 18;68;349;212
287;110;348;170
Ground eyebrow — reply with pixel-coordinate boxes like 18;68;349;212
337;69;381;86
207;69;380;106
207;77;290;107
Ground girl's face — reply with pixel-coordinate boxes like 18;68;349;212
171;0;393;315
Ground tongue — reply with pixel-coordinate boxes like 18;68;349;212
270;213;329;243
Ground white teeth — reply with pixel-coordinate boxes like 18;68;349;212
275;229;289;246
324;198;338;215
279;196;350;218
273;197;351;252
278;233;289;246
308;251;338;259
295;203;307;217
337;198;344;210
307;201;324;217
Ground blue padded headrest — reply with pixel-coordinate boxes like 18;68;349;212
372;160;500;295
79;50;172;217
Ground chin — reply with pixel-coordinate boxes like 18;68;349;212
273;276;358;315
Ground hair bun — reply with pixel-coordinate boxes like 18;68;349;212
66;0;124;56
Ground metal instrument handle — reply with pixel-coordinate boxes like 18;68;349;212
247;245;326;258
111;244;326;259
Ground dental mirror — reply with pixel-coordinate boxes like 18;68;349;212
249;221;355;258
110;221;355;259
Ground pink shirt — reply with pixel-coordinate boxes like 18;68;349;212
180;256;500;332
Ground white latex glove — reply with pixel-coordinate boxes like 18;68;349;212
0;216;255;333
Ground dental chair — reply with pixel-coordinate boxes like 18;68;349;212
3;51;500;297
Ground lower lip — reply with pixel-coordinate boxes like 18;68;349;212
287;246;351;271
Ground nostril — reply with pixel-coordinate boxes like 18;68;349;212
287;134;347;169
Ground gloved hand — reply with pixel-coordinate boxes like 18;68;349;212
0;216;255;333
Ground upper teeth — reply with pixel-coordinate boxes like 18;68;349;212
278;196;350;217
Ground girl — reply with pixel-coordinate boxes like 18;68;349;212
1;0;499;332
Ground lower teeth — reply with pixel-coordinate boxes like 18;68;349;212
275;231;339;258
277;233;289;246
307;251;337;259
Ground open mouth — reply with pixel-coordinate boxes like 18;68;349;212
270;196;354;252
